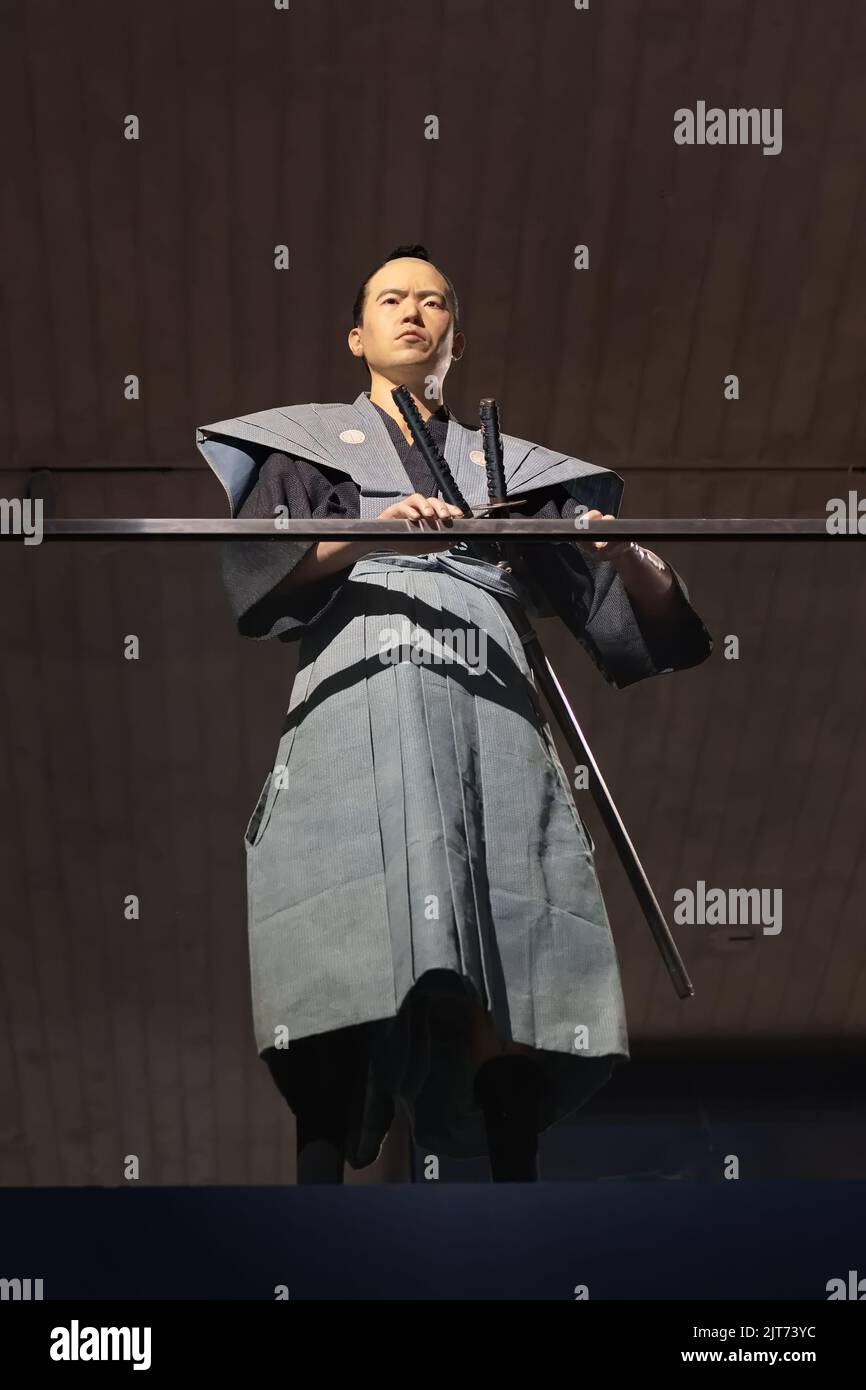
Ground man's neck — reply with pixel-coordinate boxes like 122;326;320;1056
367;373;446;443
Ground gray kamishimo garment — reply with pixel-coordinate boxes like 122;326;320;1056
199;391;713;1166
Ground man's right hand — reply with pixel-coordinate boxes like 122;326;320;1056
272;495;467;597
375;494;465;554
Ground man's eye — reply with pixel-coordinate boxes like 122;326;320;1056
381;295;442;307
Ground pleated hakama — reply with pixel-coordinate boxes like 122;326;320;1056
244;550;629;1165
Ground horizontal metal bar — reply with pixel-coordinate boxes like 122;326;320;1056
6;461;866;474
3;517;862;541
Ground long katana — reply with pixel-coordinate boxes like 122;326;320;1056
391;384;695;1000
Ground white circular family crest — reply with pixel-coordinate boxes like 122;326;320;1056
469;449;485;465
339;429;366;444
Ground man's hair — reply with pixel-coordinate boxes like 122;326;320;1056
351;243;460;329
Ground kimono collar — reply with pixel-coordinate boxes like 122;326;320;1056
367;394;450;456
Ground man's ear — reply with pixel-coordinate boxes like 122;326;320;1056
451;331;466;363
347;327;365;359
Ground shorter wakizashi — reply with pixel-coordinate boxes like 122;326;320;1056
197;243;713;1183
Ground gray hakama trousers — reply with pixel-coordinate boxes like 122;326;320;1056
244;548;629;1166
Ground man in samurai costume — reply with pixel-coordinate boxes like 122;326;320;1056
198;244;712;1183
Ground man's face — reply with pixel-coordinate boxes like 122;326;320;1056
348;257;464;386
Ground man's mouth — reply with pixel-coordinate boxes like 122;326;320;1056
397;331;425;343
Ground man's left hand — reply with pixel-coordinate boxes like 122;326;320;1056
574;509;633;563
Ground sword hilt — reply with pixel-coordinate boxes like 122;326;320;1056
391;386;472;516
479;398;508;514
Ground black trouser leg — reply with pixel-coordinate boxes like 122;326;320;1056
294;1121;347;1184
473;1053;546;1182
263;1024;370;1185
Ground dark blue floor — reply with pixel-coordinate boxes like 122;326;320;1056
2;1182;865;1299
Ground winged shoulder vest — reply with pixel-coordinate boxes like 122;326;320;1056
197;391;713;687
196;390;624;520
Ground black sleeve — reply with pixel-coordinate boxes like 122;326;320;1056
515;482;713;688
219;451;360;642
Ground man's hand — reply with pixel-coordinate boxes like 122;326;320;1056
272;495;464;596
376;494;465;554
575;508;681;624
573;509;633;562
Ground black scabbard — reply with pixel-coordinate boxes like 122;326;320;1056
391;382;694;1000
478;395;694;999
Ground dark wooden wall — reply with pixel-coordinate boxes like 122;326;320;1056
1;0;864;1184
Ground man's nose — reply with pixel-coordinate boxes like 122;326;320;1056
400;298;424;322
